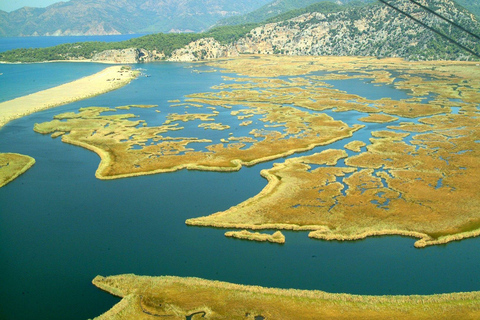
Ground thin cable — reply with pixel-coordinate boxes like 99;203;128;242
378;0;480;58
407;0;480;41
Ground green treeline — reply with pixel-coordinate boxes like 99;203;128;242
0;23;260;63
0;0;478;63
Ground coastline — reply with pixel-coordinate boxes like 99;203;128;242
0;65;138;129
92;274;480;319
0;153;36;188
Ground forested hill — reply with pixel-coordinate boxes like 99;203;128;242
456;0;480;19
214;0;374;27
1;0;479;63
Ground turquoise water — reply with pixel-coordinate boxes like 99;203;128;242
0;46;480;318
0;63;112;102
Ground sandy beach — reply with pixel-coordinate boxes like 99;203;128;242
0;65;138;129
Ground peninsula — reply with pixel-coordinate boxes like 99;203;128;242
0;153;35;188
92;274;480;319
0;65;138;188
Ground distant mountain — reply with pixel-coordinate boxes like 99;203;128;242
214;0;374;27
0;0;272;37
1;0;479;62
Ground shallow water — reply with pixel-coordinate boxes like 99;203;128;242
0;63;111;102
0;61;480;320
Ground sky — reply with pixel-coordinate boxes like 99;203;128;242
0;0;68;12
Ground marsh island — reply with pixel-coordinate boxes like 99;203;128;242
34;56;480;248
92;274;480;319
0;153;35;188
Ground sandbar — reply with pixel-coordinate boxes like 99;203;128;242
0;66;138;129
92;274;480;319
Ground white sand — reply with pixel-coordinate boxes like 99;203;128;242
0;65;138;129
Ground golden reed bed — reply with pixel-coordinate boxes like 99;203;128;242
0;153;35;188
32;55;480;247
92;274;480;319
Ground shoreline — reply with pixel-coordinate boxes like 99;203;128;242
92;274;480;319
0;153;36;188
0;65;138;129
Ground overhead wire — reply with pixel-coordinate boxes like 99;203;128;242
378;0;480;58
407;0;480;41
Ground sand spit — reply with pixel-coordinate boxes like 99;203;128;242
92;274;480;319
0;66;138;129
0;153;35;188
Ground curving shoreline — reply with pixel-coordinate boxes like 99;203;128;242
92;274;480;319
0;153;36;188
0;65;138;129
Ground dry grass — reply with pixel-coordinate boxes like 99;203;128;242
224;230;285;244
358;114;398;123
0;153;35;188
33;102;360;179
185;56;480;248
92;274;480;320
188;110;480;247
32;56;480;246
344;140;366;152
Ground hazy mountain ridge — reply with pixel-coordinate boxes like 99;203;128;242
0;0;272;36
0;0;478;62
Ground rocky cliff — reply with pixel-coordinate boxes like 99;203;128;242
231;0;480;60
91;48;165;63
151;0;479;62
168;38;239;61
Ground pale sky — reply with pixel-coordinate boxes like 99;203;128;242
0;0;68;12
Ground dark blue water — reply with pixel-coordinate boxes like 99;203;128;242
1;60;480;320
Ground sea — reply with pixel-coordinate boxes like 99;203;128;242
0;35;479;320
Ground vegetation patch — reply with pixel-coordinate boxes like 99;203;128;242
186;55;480;247
92;274;480;319
0;153;35;188
32;56;480;247
225;230;285;244
359;114;399;123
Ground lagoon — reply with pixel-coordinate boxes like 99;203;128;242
0;51;480;319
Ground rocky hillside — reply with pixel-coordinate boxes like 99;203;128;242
171;0;480;61
456;0;480;19
0;0;271;36
215;0;373;27
1;0;478;62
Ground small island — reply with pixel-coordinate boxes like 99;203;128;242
0;153;35;188
92;274;480;319
225;230;285;244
